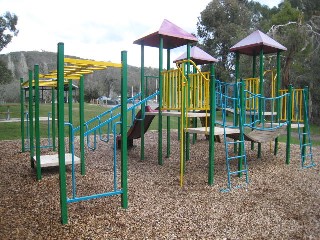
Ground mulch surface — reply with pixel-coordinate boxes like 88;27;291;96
0;130;319;239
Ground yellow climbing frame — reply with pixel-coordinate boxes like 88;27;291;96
280;88;304;122
162;61;210;111
162;59;211;186
243;69;304;122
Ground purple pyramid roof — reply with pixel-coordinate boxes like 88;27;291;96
230;30;287;55
174;46;218;65
133;19;198;49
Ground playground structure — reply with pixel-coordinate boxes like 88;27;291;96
132;20;315;189
21;19;316;224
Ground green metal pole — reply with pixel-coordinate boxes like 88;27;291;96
186;43;191;161
79;75;85;175
208;63;216;185
192;66;197;145
258;49;264;158
251;54;256;150
180;64;186;186
28;70;34;168
286;85;293;165
238;79;245;177
235;52;240;126
121;50;128;209
302;86;309;157
158;36;163;165
68;80;73;153
274;51;281;155
57;42;68;224
140;44;145;161
234;52;240;154
20;77;25;152
52;87;56;151
34;65;41;181
166;48;171;158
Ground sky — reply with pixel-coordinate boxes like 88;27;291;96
1;0;282;69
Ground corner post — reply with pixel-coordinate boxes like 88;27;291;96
166;48;171;158
185;42;191;161
68;79;73;153
158;36;163;165
34;65;41;180
28;70;34;168
79;75;85;175
251;53;256;150
57;42;68;224
208;63;216;185
140;43;145;160
20;77;25;152
286;84;293;164
121;50;128;208
258;49;264;158
274;51;281;155
302;86;309;157
52;87;56;151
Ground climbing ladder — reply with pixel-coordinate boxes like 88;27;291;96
222;125;249;191
217;81;249;192
297;87;315;169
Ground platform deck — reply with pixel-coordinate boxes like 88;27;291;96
33;153;80;168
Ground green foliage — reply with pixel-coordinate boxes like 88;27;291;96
288;0;320;20
197;0;253;81
0;11;18;85
0;11;18;52
271;0;301;25
0;60;13;84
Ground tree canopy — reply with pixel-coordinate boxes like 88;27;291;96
196;0;320;122
0;11;18;85
0;11;19;52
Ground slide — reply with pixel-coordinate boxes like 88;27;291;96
116;105;158;149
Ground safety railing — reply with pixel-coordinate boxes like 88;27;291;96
279;88;304;122
161;59;210;111
243;77;259;110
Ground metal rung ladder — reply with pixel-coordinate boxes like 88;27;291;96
221;137;249;192
297;87;315;169
298;124;315;168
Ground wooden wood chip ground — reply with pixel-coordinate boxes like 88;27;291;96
0;131;319;239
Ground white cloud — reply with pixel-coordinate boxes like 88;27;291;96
1;0;210;68
1;0;282;69
256;0;282;8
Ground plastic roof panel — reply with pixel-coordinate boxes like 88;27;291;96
174;46;218;65
133;19;198;49
230;30;287;55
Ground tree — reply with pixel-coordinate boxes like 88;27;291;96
269;0;320;122
267;0;304;88
0;11;18;85
0;11;19;52
196;0;253;81
0;60;13;84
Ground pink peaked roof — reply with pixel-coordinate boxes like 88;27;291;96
230;30;287;55
133;19;198;49
174;46;218;65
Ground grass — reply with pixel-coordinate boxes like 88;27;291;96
0;103;319;146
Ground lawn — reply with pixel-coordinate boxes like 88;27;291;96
0;102;319;146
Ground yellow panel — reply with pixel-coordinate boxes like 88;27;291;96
35;57;121;82
64;57;121;68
